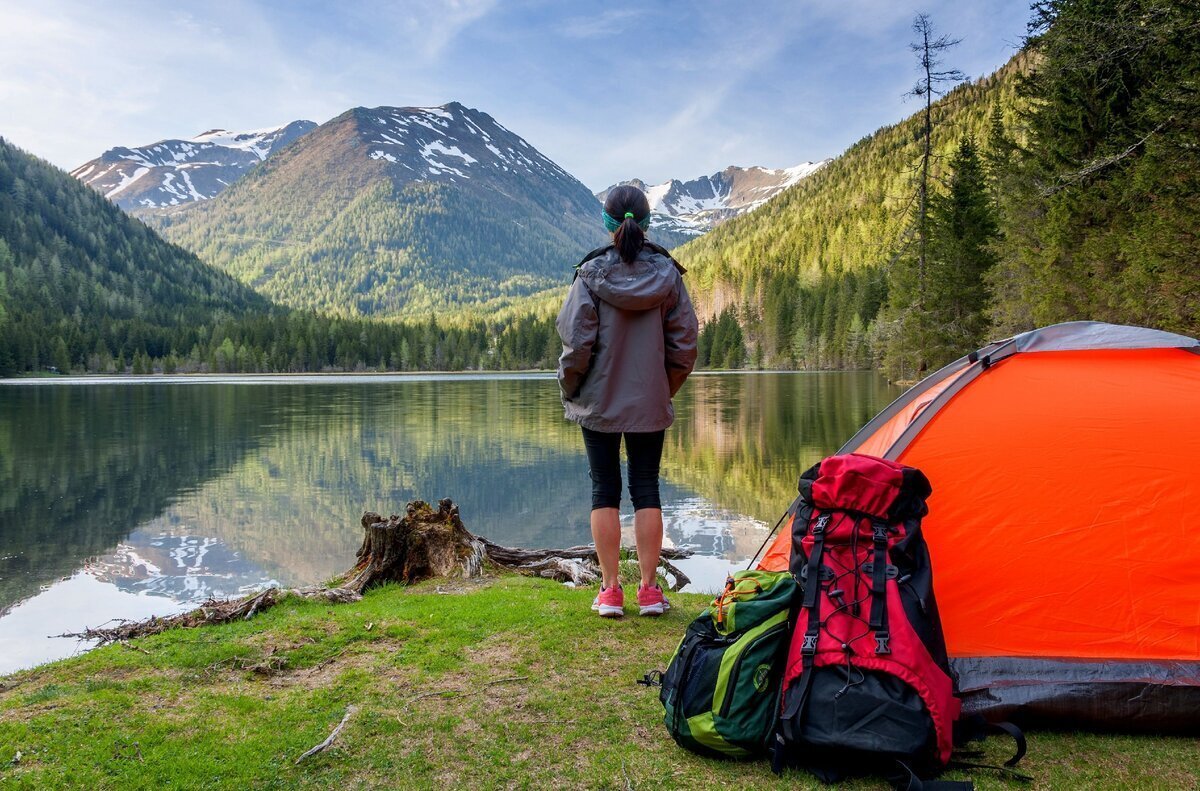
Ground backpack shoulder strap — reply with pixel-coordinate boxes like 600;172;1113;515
644;241;687;274
574;245;613;281
577;244;613;267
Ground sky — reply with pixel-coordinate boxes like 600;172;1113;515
0;0;1031;191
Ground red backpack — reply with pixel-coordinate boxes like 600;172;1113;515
772;454;1014;787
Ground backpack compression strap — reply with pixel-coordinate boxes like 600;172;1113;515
868;519;892;655
889;762;975;790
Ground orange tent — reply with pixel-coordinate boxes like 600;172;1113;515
758;322;1200;731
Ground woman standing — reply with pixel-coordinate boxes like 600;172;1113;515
556;185;699;617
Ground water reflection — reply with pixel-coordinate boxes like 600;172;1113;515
0;373;898;672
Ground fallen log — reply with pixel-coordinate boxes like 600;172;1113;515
65;498;694;643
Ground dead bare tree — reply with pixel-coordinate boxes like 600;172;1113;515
906;13;966;358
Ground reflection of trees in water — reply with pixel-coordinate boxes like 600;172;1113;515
158;375;899;586
0;374;900;605
148;380;596;585
0;386;294;613
665;373;900;524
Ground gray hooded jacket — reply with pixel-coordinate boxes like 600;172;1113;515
556;245;699;432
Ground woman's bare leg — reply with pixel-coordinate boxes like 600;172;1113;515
634;507;663;588
591;507;622;589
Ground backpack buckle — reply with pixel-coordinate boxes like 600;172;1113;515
812;513;830;536
861;562;899;580
872;522;889;542
874;632;891;655
801;632;819;655
798;564;835;583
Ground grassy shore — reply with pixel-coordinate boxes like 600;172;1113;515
0;576;1196;790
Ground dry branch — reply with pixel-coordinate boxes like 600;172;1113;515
60;587;361;645
295;704;358;764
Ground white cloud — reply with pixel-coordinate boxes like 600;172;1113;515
0;0;1025;190
0;0;496;169
557;9;644;39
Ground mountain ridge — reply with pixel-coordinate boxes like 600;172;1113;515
71;121;316;213
674;53;1032;369
597;162;828;246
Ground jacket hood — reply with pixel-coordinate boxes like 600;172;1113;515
577;248;679;311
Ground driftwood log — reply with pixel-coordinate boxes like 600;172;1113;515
65;498;693;644
60;586;362;644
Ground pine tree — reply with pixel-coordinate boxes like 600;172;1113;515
925;137;999;367
52;337;71;374
906;13;966;324
882;14;967;380
990;0;1200;334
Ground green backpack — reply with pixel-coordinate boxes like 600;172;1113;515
658;570;798;758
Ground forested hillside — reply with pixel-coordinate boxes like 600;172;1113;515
0;138;570;376
987;0;1199;339
675;52;1030;371
0;137;268;375
678;0;1199;374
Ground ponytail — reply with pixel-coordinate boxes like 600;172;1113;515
602;184;652;264
613;213;645;264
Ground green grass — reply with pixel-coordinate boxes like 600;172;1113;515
0;577;1196;790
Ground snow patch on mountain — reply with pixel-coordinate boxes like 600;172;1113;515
72;120;317;213
352;102;580;189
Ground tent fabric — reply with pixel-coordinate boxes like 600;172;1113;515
1009;320;1199;353
757;322;1200;731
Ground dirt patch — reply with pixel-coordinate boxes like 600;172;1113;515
404;575;497;596
464;634;521;669
263;638;407;690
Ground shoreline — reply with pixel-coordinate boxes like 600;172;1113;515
0;368;884;386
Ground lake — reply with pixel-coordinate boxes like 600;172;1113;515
0;372;899;673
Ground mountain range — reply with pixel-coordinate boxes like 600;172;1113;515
0;135;272;375
69;108;827;318
597;162;828;246
150;102;607;317
70;121;316;213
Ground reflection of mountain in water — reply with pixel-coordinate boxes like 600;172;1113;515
147;379;596;586
0;385;298;614
142;375;897;587
0;374;899;613
86;529;279;603
656;494;770;561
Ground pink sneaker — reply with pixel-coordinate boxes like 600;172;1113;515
637;584;671;616
591;585;624;617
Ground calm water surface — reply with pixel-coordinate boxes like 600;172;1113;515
0;372;898;672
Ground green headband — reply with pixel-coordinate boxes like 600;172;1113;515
603;210;651;233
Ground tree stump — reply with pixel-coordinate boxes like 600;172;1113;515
340;499;485;593
340;498;694;592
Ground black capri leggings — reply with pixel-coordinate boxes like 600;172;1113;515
580;427;665;511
